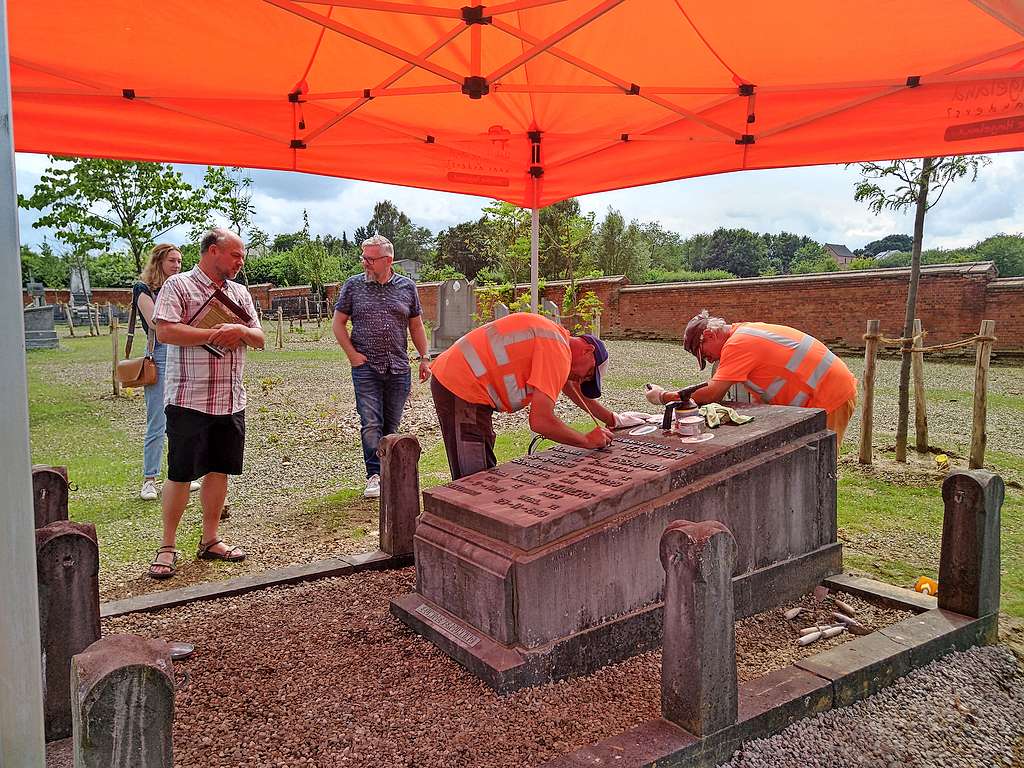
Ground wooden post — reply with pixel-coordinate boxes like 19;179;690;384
106;302;113;333
660;520;737;736
277;307;284;349
111;317;121;397
91;304;100;336
969;320;995;470
304;297;310;321
938;470;1003;619
378;434;422;556
858;320;879;465
316;299;322;328
912;318;928;453
63;303;75;337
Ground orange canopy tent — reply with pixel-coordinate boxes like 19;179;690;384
2;4;1024;762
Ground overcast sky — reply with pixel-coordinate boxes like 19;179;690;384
15;150;1024;254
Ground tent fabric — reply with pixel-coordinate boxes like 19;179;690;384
9;1;1024;207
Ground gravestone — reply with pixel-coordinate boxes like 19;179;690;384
33;465;70;528
25;304;59;350
393;403;840;690
429;278;475;354
27;280;46;306
69;265;92;306
378;434;422;556
542;299;560;323
493;301;510;320
36;520;100;741
72;635;175;768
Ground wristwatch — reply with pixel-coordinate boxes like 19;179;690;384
417;354;431;362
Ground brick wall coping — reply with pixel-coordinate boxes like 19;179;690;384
411;275;628;290
618;261;997;294
988;277;1024;290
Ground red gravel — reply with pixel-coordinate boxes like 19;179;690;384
102;569;908;768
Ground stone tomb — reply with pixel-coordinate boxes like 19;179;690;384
392;404;840;691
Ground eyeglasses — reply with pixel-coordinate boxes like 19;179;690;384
361;251;389;262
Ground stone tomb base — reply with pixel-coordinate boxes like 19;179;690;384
393;404;841;691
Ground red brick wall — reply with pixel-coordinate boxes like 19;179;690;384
985;278;1024;350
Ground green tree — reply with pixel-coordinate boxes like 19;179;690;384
434;218;492;279
788;242;838;274
482;201;531;284
971;233;1024;277
289;237;340;295
541;199;596;282
19;157;212;272
638;222;686;272
20;241;69;287
702;227;767;277
855;234;913;257
354;200;434;262
853;154;989;461
594;208;648;282
203;166;256;237
680;233;711;271
87;251;137;287
763;231;813;274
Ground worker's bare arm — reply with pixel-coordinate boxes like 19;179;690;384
530;391;612;449
690;379;733;405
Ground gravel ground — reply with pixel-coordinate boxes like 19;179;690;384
720;644;1024;768
34;332;1022;600
97;569;908;768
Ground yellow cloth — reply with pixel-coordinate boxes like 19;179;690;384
699;403;754;428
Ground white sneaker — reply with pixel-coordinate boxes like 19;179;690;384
140;479;159;501
189;480;202;493
364;474;381;498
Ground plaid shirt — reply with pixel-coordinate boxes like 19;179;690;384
152;267;260;415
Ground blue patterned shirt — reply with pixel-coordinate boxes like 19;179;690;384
335;272;422;374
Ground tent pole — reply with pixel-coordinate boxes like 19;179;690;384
0;3;46;766
530;205;539;313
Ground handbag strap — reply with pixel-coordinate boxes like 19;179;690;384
125;286;156;358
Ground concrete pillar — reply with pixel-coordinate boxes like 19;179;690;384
36;520;100;741
660;519;738;736
71;635;175;768
938;470;1004;618
32;465;69;529
378;434;422;556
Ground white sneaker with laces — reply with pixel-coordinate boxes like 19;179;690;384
189;480;202;493
140;479;159;501
364;474;381;498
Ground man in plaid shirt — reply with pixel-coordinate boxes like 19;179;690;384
147;228;265;579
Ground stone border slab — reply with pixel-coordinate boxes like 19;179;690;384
542;595;996;767
822;573;937;613
100;550;412;619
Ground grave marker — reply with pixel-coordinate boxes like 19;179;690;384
429;278;475;354
378;434;422;556
32;465;69;528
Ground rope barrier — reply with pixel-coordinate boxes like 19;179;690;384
862;330;997;353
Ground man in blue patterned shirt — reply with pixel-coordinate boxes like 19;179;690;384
333;235;431;497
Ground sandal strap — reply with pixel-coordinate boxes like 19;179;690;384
157;545;179;554
197;538;222;554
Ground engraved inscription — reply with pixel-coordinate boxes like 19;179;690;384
415;603;481;648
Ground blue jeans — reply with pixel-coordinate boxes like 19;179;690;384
142;342;168;478
352;365;411;478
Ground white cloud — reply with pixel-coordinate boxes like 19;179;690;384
15;150;1024;253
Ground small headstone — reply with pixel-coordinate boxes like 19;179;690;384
378;434;422;556
542;299;560;323
71;635;174;768
430;278;475;354
24;304;59;350
660;519;738;736
27;280;47;307
938;470;1004;618
36;520;100;742
493;301;510;320
33;465;69;528
69;265;92;306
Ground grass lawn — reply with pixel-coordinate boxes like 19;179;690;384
25;332;1024;620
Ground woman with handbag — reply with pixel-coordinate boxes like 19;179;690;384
131;244;200;501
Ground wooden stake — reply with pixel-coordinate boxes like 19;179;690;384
91;304;100;336
63;303;76;338
316;299;322;328
912;318;928;453
969;319;995;470
858;320;879;465
107;302;113;333
277;307;284;349
304;297;310;321
111;318;121;397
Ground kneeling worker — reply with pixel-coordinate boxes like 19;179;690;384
430;313;617;480
646;310;858;444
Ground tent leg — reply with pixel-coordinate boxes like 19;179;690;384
0;4;46;766
530;206;539;313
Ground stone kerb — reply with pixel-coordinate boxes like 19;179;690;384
660;519;738;736
378;434;422;556
36;520;100;741
72;635;175;768
938;470;1004;619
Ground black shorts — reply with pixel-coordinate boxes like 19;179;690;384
165;405;246;482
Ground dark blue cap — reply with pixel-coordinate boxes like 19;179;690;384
579;334;608;399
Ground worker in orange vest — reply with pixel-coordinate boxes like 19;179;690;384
430;313;619;480
646;310;858;444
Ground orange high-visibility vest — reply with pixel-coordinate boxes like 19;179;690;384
712;323;856;413
430;314;571;412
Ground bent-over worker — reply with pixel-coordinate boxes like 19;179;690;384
646;310;858;444
430;313;622;480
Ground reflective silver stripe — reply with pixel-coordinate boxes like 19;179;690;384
485;384;502;409
807;351;836;388
744;380;765;397
785;334;815;372
487;324;568;365
764;377;787;403
503;373;527;410
736;325;801;349
790;391;809;406
458;340;487;376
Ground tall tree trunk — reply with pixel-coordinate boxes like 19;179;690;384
895;157;934;463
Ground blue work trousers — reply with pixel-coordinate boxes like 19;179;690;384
352;365;411;478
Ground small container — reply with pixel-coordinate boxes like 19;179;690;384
674;414;705;437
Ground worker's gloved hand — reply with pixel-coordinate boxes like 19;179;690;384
583;426;614;449
613;412;647;429
644;384;666;406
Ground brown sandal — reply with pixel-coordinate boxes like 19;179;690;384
196;538;246;562
148;546;180;580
